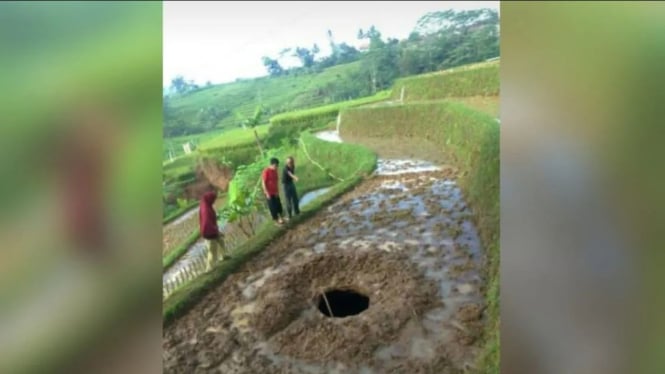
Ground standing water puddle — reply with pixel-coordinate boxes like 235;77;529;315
314;131;442;176
299;187;332;207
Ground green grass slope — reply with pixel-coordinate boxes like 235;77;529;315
167;61;363;133
197;124;270;151
392;60;499;101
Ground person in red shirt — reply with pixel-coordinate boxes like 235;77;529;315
199;189;228;271
262;157;285;225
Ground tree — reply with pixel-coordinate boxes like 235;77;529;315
398;43;427;76
187;79;199;91
412;9;498;36
407;31;422;42
358;26;382;43
337;43;360;64
261;56;283;77
376;38;400;87
403;9;499;72
320;29;361;68
170;75;188;95
327;29;339;60
170;75;200;95
293;46;315;68
357;25;397;93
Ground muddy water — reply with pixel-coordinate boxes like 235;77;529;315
314;130;343;143
228;173;483;372
299;187;332;207
164;131;488;373
315;131;442;176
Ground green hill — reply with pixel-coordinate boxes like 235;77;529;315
164;61;364;137
164;8;500;138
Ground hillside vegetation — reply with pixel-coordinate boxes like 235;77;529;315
198;125;270;151
164;8;499;138
164;62;364;137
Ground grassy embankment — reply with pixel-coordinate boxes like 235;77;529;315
162;91;389;265
391;60;499;117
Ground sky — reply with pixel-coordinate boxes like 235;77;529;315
163;1;499;87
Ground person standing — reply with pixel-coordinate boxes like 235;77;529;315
199;189;228;271
282;156;300;220
262;157;285;226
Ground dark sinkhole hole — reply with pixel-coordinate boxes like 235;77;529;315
318;289;369;317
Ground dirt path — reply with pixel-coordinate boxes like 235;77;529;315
163;135;488;373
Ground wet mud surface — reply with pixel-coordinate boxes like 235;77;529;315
163;164;488;373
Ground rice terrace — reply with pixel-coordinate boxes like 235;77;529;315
163;7;499;374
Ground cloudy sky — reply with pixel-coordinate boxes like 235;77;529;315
163;1;499;87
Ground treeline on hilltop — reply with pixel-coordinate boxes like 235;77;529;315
261;8;499;92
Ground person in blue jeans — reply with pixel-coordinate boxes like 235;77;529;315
282;156;300;220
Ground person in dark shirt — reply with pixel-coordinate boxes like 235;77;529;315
282;156;300;220
262;157;285;225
